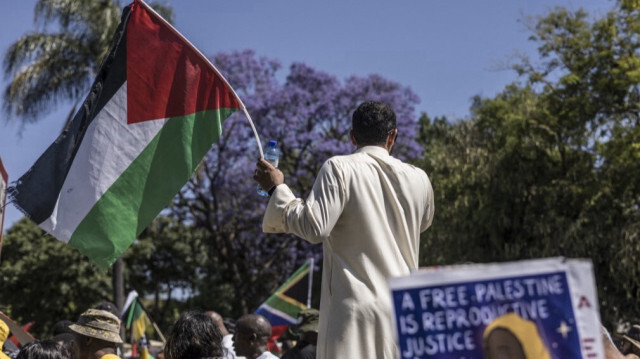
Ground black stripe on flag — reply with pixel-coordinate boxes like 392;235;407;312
9;5;131;224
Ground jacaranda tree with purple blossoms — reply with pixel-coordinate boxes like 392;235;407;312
169;49;422;316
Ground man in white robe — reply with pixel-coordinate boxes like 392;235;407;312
254;101;435;358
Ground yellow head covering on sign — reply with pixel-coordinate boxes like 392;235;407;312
483;313;551;359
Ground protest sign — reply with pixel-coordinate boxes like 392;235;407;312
389;257;603;359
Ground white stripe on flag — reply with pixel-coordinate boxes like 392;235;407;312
121;290;139;318
257;304;298;324
41;83;167;241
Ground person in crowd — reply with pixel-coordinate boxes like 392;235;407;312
16;340;71;359
281;309;318;359
621;325;640;357
69;309;123;359
94;302;120;318
52;333;76;359
52;320;74;336
222;318;236;336
276;328;297;356
205;311;236;359
0;320;12;359
602;325;640;359
164;311;224;359
253;101;435;358
93;302;123;358
52;320;76;359
232;314;277;359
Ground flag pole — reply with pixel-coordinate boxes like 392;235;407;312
136;0;265;159
150;320;166;344
136;299;167;344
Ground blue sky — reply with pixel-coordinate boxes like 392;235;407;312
0;0;614;231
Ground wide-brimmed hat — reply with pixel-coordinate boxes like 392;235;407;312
296;309;319;334
69;309;123;344
623;324;640;350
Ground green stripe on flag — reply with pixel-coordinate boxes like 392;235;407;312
272;262;310;293
126;299;144;329
69;108;235;268
264;294;307;314
262;262;310;313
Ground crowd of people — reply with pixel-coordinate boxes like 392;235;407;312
0;303;320;359
3;100;635;359
603;324;640;359
3;301;640;359
3;101;426;359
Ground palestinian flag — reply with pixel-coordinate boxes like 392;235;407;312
9;0;241;268
255;260;314;350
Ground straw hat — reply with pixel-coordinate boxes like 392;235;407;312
295;309;319;334
69;309;123;344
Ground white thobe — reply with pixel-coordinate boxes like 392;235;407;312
263;146;435;358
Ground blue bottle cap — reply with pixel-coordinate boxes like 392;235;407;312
268;139;277;148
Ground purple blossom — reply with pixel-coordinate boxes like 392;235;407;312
171;50;422;312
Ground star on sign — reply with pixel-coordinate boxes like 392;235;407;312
557;321;572;339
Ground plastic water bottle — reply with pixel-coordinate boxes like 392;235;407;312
257;139;280;197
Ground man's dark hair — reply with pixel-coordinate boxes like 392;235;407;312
351;101;397;146
164;311;224;359
16;340;71;359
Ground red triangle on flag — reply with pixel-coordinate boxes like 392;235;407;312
126;2;240;124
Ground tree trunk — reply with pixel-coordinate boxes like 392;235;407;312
112;258;125;351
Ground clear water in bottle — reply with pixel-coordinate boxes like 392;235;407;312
257;139;279;197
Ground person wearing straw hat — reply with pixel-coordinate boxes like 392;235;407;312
69;309;123;359
281;309;319;359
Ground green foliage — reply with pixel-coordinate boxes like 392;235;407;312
420;0;640;327
3;0;639;338
123;216;237;331
0;218;111;338
2;0;173;125
0;216;215;338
